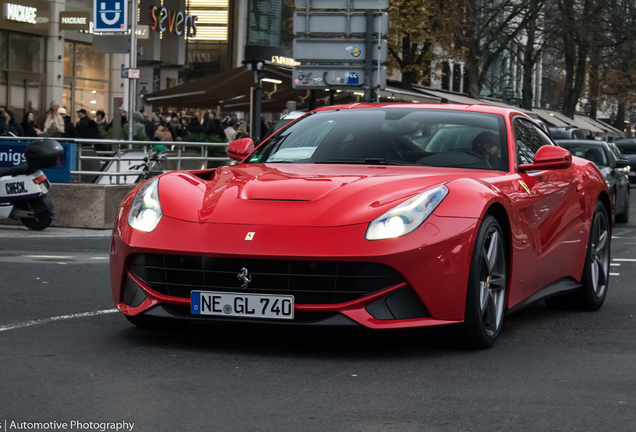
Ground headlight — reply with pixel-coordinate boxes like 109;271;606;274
365;185;449;240
128;178;163;232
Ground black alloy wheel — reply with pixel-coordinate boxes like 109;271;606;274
461;215;508;349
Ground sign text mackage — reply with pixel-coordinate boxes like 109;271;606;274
4;3;37;24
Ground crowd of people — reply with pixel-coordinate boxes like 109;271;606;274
1;101;260;144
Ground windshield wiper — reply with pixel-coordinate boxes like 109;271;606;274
317;158;409;166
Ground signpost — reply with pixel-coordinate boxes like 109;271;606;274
292;0;388;102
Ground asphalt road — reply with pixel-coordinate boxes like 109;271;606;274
0;203;635;432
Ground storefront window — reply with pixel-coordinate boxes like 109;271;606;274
74;80;108;118
63;42;111;122
9;33;43;73
75;44;109;80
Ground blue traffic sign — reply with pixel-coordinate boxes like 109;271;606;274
94;0;128;32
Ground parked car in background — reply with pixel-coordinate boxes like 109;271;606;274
613;138;636;185
558;140;630;222
549;126;586;140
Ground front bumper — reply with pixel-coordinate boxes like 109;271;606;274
111;211;479;329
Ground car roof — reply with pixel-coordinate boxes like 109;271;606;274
556;139;607;147
310;102;530;118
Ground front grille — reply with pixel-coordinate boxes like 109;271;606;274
129;254;403;305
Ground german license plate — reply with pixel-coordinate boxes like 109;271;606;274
191;291;294;320
629;171;635;176
39;180;51;194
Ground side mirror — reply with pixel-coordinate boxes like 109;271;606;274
227;138;255;162
616;158;630;169
518;145;572;172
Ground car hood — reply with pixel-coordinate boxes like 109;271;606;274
158;164;498;226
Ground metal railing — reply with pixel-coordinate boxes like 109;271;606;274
0;136;230;184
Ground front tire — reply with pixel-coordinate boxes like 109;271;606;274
461;215;508;349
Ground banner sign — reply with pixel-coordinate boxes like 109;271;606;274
93;0;127;32
0;142;77;183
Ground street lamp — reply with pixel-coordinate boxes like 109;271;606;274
583;101;591;116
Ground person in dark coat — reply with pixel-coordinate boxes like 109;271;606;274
206;118;226;140
0;112;9;136
145;117;159;139
59;108;76;138
186;117;207;135
78;120;103;139
5;111;24;136
21;112;41;137
75;108;90;135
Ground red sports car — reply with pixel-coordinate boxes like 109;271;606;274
110;104;612;348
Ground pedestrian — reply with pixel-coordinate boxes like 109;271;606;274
5;111;24;137
145;117;159;139
95;110;107;133
186;115;206;135
224;120;237;143
42;101;64;137
235;122;248;140
75;108;90;135
59;108;76;138
168;112;181;140
154;124;172;141
132;111;148;139
206;118;226;140
78;120;102;139
21;112;41;137
0;111;9;136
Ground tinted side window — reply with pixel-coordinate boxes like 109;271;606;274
514;118;553;165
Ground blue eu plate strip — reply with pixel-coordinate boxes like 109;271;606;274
191;292;201;315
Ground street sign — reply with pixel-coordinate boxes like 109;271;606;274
121;66;128;79
293;65;386;90
295;0;388;9
128;68;140;79
93;0;128;32
294;12;388;36
293;38;387;62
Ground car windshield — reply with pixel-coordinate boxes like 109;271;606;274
560;144;609;167
246;108;508;171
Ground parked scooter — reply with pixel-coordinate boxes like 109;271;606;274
0;138;64;230
130;147;168;182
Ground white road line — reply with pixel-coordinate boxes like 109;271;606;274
0;309;118;333
24;255;75;259
610;273;620;276
89;257;109;260
612;259;636;262
611;263;621;266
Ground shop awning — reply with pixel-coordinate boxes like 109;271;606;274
532;109;571;127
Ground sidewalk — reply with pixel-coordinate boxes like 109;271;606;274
0;225;112;238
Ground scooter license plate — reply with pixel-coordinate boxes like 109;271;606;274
39;181;51;194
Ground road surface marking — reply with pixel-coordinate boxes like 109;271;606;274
0;309;118;333
612;259;636;262
24;255;75;259
610;273;620;276
611;263;621;266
